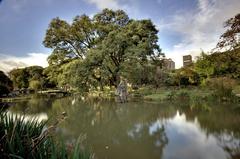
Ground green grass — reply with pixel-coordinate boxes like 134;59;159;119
140;87;212;101
143;90;170;101
0;110;91;159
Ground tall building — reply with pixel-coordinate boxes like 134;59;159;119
183;55;192;67
163;58;175;70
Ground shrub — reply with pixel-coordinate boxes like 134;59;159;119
177;91;190;100
166;91;176;101
29;80;42;91
207;77;238;100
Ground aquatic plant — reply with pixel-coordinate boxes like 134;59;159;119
0;110;91;159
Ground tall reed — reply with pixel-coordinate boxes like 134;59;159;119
0;110;91;159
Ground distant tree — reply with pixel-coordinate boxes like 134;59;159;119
195;52;215;78
195;49;240;80
9;68;29;89
216;13;240;50
9;66;51;90
0;71;13;96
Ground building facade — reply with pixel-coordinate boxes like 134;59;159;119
163;58;175;70
183;55;192;67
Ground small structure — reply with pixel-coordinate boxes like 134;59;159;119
183;55;192;67
116;78;128;103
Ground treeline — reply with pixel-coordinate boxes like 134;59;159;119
0;10;239;97
0;66;56;97
9;66;55;90
158;48;240;87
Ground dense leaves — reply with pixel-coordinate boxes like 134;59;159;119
216;13;240;50
9;66;53;90
43;9;163;90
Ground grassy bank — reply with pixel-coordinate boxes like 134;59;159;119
0;110;91;159
136;87;212;101
132;86;240;102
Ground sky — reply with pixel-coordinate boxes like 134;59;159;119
0;0;240;72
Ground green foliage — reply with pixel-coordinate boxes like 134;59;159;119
43;9;163;90
166;67;200;87
216;13;240;50
29;80;41;91
9;66;53;90
177;90;190;100
207;77;238;100
9;68;29;89
0;111;91;159
195;49;240;80
166;91;176;101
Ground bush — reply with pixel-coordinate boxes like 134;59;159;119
29;80;42;91
177;91;190;100
207;77;238;100
166;91;176;101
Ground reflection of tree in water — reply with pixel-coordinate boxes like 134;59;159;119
178;101;240;159
8;97;55;114
52;100;175;159
215;133;240;159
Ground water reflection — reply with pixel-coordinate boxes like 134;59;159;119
3;97;240;159
162;112;228;159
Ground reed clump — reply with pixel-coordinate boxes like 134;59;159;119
0;110;91;159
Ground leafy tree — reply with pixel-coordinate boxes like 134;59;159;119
9;68;29;89
195;52;215;78
216;13;240;50
43;9;163;89
195;49;240;80
9;66;51;90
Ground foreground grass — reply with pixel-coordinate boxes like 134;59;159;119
0;110;91;159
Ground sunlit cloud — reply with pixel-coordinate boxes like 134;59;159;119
86;0;122;10
0;53;49;73
159;0;240;68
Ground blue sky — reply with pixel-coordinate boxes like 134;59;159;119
0;0;240;71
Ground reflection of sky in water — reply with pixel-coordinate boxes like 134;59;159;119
150;111;229;159
6;111;48;123
127;123;143;138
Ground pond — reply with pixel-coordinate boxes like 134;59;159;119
4;96;240;159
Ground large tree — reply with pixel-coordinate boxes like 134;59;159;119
43;9;163;89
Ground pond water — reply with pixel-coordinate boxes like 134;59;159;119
4;96;240;159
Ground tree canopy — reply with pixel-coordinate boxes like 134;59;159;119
43;9;163;90
216;13;240;50
9;66;53;90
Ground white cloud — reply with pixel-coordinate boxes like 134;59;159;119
159;0;240;68
85;0;122;10
0;53;49;73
